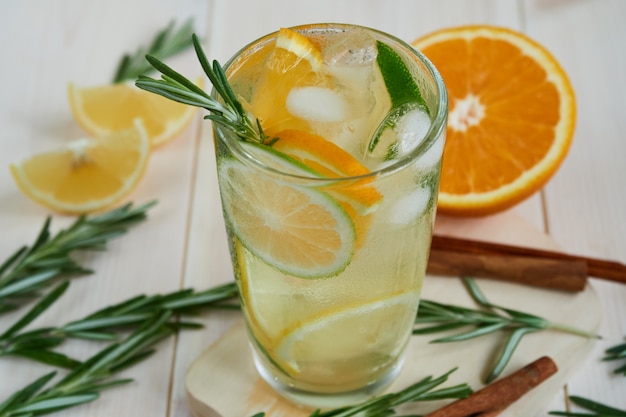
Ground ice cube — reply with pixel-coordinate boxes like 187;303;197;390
323;28;377;66
323;28;378;115
310;29;383;153
364;105;434;170
388;186;431;225
415;132;445;171
286;86;348;122
394;107;432;155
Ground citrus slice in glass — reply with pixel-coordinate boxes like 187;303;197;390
68;81;198;147
413;25;576;216
272;291;418;383
10;120;150;214
246;27;328;135
219;141;355;279
271;129;382;248
272;129;382;205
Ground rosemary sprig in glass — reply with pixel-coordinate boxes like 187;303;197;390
549;395;626;416
414;277;599;383
113;19;195;83
135;33;269;145
251;368;472;417
0;281;238;368
0;201;156;314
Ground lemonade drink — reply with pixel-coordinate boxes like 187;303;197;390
213;24;447;407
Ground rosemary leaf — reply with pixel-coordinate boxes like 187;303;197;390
429;322;509;343
603;338;626;376
0;281;68;339
113;19;195;83
11;393;100;414
550;395;626;416
0;372;56;414
12;349;81;369
485;326;538;384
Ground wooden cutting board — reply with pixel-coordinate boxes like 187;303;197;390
185;211;602;417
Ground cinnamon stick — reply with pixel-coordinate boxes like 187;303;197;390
427;235;626;291
427;249;588;292
425;356;558;417
431;235;626;284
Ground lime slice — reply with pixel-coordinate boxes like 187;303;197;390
219;142;356;279
368;40;430;155
273;291;419;380
375;40;428;110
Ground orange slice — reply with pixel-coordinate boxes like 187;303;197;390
68;81;198;147
272;129;382;248
247;28;327;135
272;129;381;207
10;120;150;214
413;25;576;216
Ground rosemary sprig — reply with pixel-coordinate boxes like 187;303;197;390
0;312;176;417
0;201;156;314
0;282;238;368
0;283;238;415
135;33;269;144
113;19;195;83
414;277;599;383
603;337;626;376
549;395;626;416
251;368;472;417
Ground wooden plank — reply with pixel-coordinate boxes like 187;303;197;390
0;1;208;416
523;0;626;412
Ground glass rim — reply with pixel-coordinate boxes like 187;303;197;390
213;22;448;183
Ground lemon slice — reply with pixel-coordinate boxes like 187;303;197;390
68;81;198;147
219;141;355;279
273;291;419;382
10;120;150;214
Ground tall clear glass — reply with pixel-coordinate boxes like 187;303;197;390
212;23;447;408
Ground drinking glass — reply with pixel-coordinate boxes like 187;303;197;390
212;23;447;408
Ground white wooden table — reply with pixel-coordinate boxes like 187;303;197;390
0;1;624;416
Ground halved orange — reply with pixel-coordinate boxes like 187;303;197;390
68;81;198;147
413;25;576;216
10;120;150;214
